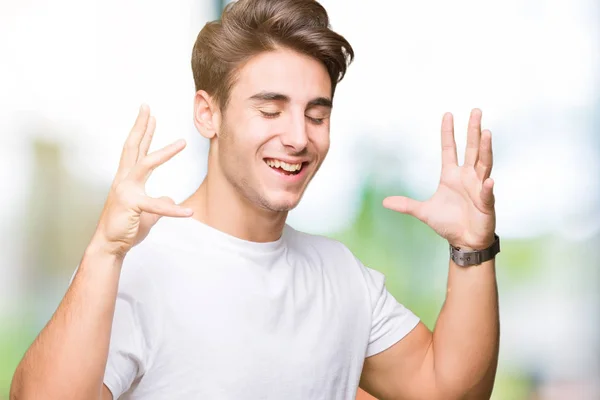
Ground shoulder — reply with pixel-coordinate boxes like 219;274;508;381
117;218;189;293
124;216;207;268
284;224;356;260
285;225;389;286
284;224;378;282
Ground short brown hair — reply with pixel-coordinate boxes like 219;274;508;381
191;0;354;112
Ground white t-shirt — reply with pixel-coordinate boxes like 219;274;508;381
98;217;419;399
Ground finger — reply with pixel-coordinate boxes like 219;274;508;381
129;139;187;182
475;129;493;181
140;196;177;227
464;108;482;167
480;178;495;209
138;115;156;161
140;197;175;228
441;112;458;167
382;196;425;222
119;104;151;171
138;196;194;218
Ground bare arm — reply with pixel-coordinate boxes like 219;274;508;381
10;105;192;400
102;385;114;400
361;109;500;399
360;258;499;400
432;258;499;398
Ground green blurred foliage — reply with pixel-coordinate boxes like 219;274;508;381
0;317;37;399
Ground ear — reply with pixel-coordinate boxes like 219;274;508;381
193;90;221;139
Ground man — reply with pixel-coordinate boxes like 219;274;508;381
10;0;500;399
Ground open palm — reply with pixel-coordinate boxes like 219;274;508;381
383;109;496;250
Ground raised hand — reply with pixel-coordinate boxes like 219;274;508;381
92;104;193;258
383;109;496;250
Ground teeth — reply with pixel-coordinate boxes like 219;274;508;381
266;159;302;172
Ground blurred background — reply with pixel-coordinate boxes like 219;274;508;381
1;0;599;399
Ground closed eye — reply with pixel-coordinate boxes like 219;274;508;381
260;111;281;119
306;116;326;125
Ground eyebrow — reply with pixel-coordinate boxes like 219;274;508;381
248;91;333;109
307;97;333;109
249;92;289;102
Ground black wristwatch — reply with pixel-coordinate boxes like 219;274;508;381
449;234;500;267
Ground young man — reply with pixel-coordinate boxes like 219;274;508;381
11;0;500;399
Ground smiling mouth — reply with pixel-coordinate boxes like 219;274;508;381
264;158;307;175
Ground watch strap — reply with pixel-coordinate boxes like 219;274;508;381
450;234;500;267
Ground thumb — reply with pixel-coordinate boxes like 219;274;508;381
382;196;425;221
145;196;177;226
154;196;178;220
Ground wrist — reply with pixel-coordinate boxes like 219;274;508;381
77;239;125;282
450;234;496;251
86;234;127;264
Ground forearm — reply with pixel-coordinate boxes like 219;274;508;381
431;259;499;398
11;242;123;400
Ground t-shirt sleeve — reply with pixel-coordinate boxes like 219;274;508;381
361;263;420;357
102;291;147;399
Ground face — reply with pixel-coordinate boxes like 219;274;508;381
205;48;333;212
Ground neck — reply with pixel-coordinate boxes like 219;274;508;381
182;171;288;244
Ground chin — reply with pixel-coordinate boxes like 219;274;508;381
259;193;302;212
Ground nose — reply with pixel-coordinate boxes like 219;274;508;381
280;113;308;152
